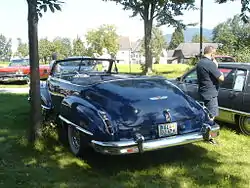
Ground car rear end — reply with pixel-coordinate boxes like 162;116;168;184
87;78;220;154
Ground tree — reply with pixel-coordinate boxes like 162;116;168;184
39;38;54;63
0;34;12;61
85;24;119;57
103;0;196;74
140;26;167;64
191;34;210;43
51;37;72;59
16;38;29;58
168;26;185;50
215;0;250;23
212;14;250;56
72;36;86;56
27;0;63;143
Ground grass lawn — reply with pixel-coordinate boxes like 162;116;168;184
0;93;249;188
0;61;9;67
117;64;192;78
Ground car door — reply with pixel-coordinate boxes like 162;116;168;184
47;64;64;113
217;67;246;123
175;68;200;101
228;69;246;111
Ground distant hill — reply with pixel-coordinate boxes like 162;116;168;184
164;27;213;43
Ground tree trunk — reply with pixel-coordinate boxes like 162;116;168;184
142;3;154;75
143;19;153;75
27;0;42;143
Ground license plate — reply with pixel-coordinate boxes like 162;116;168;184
158;122;178;137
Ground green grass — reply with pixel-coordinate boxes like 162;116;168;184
0;61;9;67
117;64;192;78
0;93;249;188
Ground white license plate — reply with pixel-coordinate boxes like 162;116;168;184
158;122;178;137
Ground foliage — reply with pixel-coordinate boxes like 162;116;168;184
140;27;167;63
85;24;119;57
38;38;54;63
103;0;196;74
233;47;250;62
191;34;210;43
186;56;199;66
0;34;12;61
72;36;86;56
215;0;250;23
213;14;250;61
168;26;185;50
37;0;64;18
51;37;72;59
15;38;29;58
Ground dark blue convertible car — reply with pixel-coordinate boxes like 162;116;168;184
36;57;220;156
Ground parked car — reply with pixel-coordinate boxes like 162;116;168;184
214;55;235;62
0;58;50;84
171;62;250;136
30;57;220;156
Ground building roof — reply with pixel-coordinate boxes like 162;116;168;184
175;42;219;57
119;36;131;50
131;39;143;52
167;50;175;57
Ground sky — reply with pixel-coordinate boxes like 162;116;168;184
0;0;242;51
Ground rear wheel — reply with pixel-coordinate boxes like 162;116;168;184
67;125;88;157
239;116;250;136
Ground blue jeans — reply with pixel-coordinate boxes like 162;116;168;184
203;97;219;118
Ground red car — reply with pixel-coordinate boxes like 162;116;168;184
0;58;50;84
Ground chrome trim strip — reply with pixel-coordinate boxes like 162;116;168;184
58;115;93;136
196;100;250;117
41;104;51;110
91;124;220;155
219;106;250;116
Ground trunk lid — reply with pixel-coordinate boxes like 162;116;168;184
87;78;206;139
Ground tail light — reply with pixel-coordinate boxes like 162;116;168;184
98;111;114;135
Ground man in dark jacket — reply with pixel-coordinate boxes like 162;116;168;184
197;46;224;119
196;46;224;143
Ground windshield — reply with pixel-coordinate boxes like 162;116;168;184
52;58;113;78
9;59;29;67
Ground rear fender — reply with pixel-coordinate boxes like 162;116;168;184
60;96;113;140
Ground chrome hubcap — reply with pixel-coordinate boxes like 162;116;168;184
243;117;250;133
71;127;80;150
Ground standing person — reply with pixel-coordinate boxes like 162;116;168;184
49;52;57;69
196;46;224;143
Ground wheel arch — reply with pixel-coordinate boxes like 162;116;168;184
59;95;107;137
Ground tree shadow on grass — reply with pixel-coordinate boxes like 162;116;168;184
215;120;242;135
0;93;247;188
0;80;27;85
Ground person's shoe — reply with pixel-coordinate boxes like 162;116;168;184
208;139;218;145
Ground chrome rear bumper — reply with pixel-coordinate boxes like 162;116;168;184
91;123;220;155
